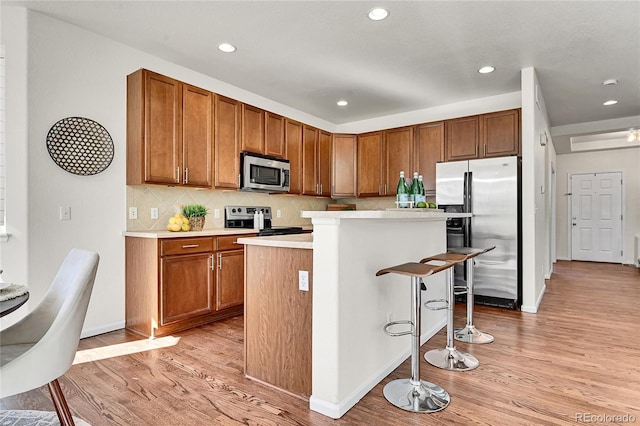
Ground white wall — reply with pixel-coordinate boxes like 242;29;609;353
520;68;554;313
0;8;334;335
555;147;640;264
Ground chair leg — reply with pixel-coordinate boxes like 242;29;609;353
48;379;75;426
454;258;495;344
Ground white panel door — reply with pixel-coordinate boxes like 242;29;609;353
571;172;623;262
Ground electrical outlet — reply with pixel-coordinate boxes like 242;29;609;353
214;209;220;219
151;208;159;219
129;207;138;220
59;206;71;221
276;209;282;218
298;270;309;291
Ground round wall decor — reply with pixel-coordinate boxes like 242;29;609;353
46;116;114;176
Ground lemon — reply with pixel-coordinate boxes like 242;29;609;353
166;224;172;231
169;223;181;232
181;223;191;231
169;217;177;224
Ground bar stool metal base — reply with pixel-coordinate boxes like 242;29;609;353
383;378;450;413
425;347;479;371
454;325;495;344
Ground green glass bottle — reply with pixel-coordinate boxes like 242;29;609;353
410;172;419;207
416;175;427;207
396;171;409;208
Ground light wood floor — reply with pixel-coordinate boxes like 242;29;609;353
2;261;639;425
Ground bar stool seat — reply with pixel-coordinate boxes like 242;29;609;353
376;261;455;413
420;252;479;372
449;246;496;344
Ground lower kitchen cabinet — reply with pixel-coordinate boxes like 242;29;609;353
125;234;247;337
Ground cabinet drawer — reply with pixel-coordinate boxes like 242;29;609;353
160;237;214;256
216;235;250;251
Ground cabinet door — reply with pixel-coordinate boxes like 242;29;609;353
302;125;319;195
182;84;212;187
214;95;240;188
265;112;285;158
445;115;479;161
241;103;265;154
215;249;245;311
384;126;414;196
318;130;332;197
144;71;182;184
160;253;213;325
285;119;303;195
332;134;357;198
415;122;444;194
357;131;384;197
481;109;520;157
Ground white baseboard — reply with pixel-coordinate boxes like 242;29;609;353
80;321;124;339
309;317;447;419
521;284;546;313
556;256;571;261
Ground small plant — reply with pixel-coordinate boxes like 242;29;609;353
182;204;209;218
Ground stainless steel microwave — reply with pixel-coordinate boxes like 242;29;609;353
240;152;290;193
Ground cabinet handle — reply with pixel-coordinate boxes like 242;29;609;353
238;174;241;187
218;253;222;270
176;167;181;183
384;183;387;195
210;254;215;271
182;244;199;248
320;184;323;194
184;167;189;184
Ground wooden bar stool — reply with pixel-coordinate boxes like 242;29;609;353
449;246;496;344
376;261;455;413
419;252;479;371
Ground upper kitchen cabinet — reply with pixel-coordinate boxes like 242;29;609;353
285;119;303;194
445;115;479;161
302;126;331;197
384;126;414;196
357;131;384;197
265;112;285;158
331;134;357;198
127;69;212;187
241;103;265;154
415;122;444;194
214;95;241;189
480;109;521;158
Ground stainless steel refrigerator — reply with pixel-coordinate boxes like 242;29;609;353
436;156;522;309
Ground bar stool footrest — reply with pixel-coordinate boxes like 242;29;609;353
424;298;447;311
383;320;413;337
383;378;450;413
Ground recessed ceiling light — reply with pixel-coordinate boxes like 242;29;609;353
368;8;389;21
217;43;236;53
478;66;495;74
603;79;618;86
603;100;618;106
337;100;348;106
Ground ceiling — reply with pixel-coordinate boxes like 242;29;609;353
5;1;640;154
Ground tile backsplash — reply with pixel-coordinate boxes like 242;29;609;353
126;186;437;231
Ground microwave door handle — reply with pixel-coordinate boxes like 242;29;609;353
281;169;287;187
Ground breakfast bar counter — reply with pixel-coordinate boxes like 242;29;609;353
239;210;449;418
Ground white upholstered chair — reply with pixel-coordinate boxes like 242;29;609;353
0;248;99;426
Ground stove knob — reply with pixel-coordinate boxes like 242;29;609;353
238;207;243;213
265;208;270;214
232;208;236;213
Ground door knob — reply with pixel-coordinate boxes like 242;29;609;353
572;223;577;226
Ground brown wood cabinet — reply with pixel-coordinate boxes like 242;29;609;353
357;131;384;197
125;234;246;338
415;122;445;194
265;112;285;158
241;103;265;154
285;119;303;194
301;126;331;197
214;95;241;189
384;126;414;196
127;69;212;187
332;134;357;198
445;115;480;161
481;109;520;157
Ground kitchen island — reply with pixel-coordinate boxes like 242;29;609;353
239;210;452;418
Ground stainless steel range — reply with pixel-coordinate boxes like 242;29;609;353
224;206;303;236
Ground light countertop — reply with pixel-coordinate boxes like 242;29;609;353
238;233;313;249
301;210;449;220
123;228;259;239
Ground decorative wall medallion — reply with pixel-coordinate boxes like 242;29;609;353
46;116;114;175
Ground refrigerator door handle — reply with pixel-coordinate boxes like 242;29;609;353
464;171;472;247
